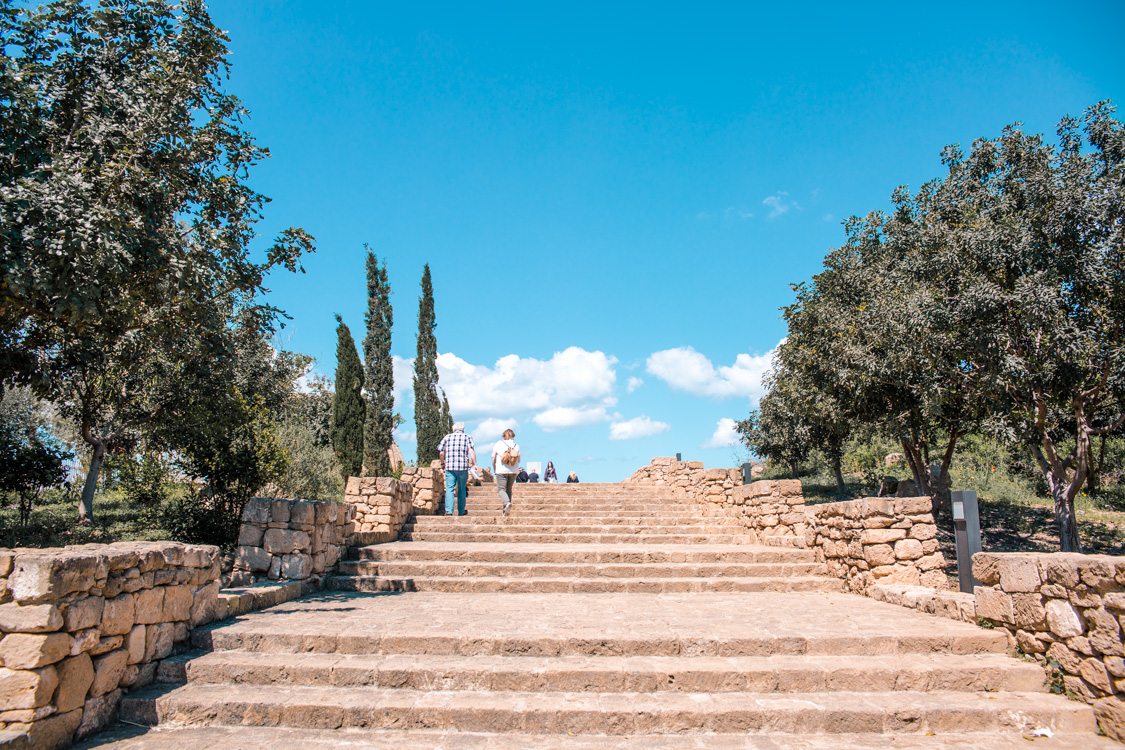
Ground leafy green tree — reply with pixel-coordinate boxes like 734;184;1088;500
413;265;445;464
737;393;811;478
362;248;394;477
269;377;343;502
0;388;69;526
331;315;365;479
0;0;314;521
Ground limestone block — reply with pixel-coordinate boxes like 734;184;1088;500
0;603;63;633
1105;592;1125;611
89;648;128;698
268;557;282;580
76;687;121;740
281;554;313;580
893;539;924;561
1016;629;1047;654
0;664;58;709
1079;657;1114;695
893;497;931;515
125;625;146;665
191;582;220;628
159;585;192;623
1086;608;1124;656
921;570;950;590
89;634;122;658
24;706;81;750
0;631;71;669
863;544;896;567
290;501;315;526
1071;635;1095;656
234;546;271;573
1011;593;1047;630
1043;555;1084;588
8;551;100;604
974;586;1014;624
861;529;907;544
1080;559;1117;589
1046;599;1085;638
1094;696;1125;742
263;529;310;555
997;555;1042;593
270;499;291;524
237;525;264;548
131;587;163;626
908;523;937;541
52;652;94;713
143;622;174;662
70;628;98;655
1047;641;1083;674
971;553;1001;586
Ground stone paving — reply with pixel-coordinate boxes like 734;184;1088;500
78;483;1114;747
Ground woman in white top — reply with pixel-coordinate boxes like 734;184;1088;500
491;429;520;516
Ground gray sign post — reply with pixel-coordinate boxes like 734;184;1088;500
741;463;754;485
951;490;983;594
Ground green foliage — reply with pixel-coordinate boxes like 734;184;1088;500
331;315;365;479
0;0;315;522
269;379;344;502
0;388;70;526
414;265;445;464
362;248;394;477
106;449;172;509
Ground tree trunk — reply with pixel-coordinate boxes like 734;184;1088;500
1050;475;1082;552
831;455;846;499
79;441;105;523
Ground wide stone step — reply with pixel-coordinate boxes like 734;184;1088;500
400;523;745;535
398;532;756;544
73;725;1122;750
347;541;816;564
324;574;842;594
160;651;1048;694
119;684;1095;736
412;515;743;526
335;560;827;578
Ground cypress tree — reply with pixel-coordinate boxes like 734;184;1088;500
362;247;394;476
439;389;454;435
330;314;365;480
413;264;443;463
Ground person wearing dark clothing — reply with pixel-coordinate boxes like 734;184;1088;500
528;470;540;483
566;471;579;483
516;468;529;483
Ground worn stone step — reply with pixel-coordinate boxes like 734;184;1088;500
411;515;743;526
347;542;816;564
72;725;1122;750
398;532;756;544
334;560;827;579
400;523;747;535
159;651;1048;694
119;684;1095;736
324;574;842;594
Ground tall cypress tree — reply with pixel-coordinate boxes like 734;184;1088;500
413;264;443;463
362;247;394;476
330;314;365;480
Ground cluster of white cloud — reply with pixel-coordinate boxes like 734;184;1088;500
609;416;670;441
380;343;776;448
762;190;800;220
702;417;740;449
645;346;774;400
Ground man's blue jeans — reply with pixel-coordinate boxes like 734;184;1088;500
444;469;468;515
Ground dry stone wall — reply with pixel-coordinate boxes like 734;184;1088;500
971;551;1125;739
399;461;443;515
805;496;947;593
730;480;808;547
345;476;416;544
231;498;353;587
0;541;220;747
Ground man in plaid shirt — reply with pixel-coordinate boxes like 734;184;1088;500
437;422;477;516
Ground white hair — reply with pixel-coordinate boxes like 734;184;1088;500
452;421;465;432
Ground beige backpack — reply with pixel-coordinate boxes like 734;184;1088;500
501;441;520;466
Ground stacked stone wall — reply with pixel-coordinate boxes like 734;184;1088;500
731;480;808;546
806;496;947;594
231;498;353;587
345;476;415;543
0;542;220;747
399;461;443;515
971;551;1125;738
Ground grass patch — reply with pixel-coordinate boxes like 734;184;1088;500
0;488;172;548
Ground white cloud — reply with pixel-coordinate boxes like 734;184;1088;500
822;213;835;223
646;345;775;400
436;346;617;419
609;416;670;441
394;427;416;445
762;191;800;220
702;418;740;449
533;406;609;432
724;207;754;220
473;417;519;443
626;376;644;393
392;355;415;412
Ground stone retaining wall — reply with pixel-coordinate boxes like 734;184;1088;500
625;458;742;509
231;498;353;587
806;497;947;594
345;476;415;544
0;541;220;747
731;480;808;547
399;461;444;515
971;551;1125;738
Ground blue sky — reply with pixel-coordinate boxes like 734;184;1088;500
210;1;1125;481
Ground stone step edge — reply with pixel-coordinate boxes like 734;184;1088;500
65;725;1121;750
192;627;1007;657
118;684;1096;735
323;575;841;594
156;650;1049;694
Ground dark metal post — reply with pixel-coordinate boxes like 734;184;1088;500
675;453;681;462
952;490;982;594
741;463;754;485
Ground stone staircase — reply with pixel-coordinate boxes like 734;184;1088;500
104;482;1111;748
